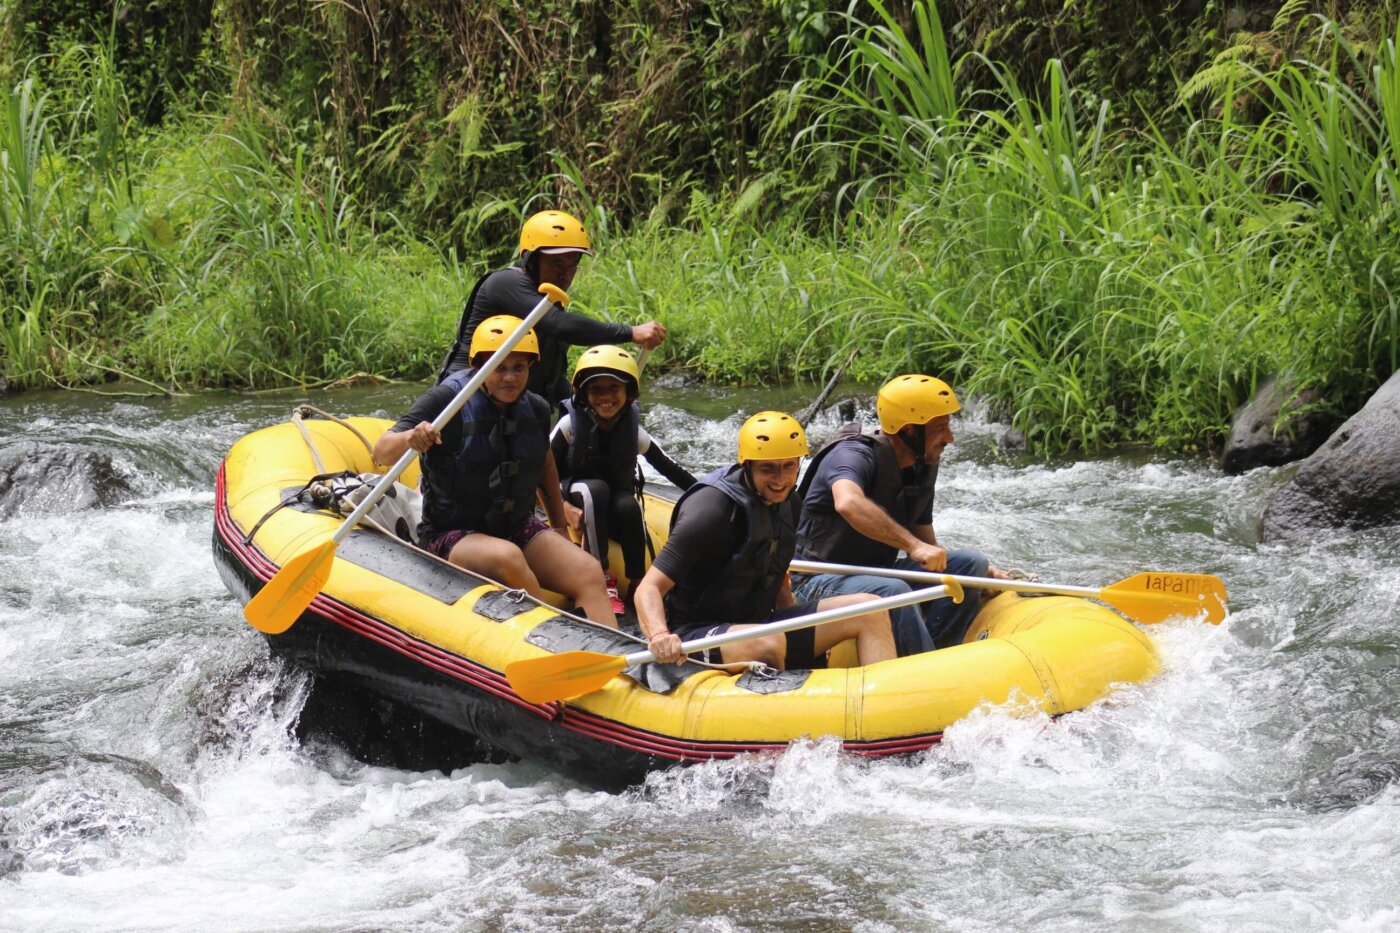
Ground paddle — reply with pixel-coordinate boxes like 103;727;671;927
506;578;964;704
795;346;860;427
243;283;571;635
789;559;1228;625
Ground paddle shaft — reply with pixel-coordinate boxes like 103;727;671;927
796;346;859;427
623;582;956;666
332;288;562;547
790;558;1104;599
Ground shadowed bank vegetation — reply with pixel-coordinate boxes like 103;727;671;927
2;1;1400;454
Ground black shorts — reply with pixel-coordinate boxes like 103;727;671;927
674;601;826;669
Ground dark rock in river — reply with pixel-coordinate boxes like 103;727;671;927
0;447;142;518
995;424;1027;451
1261;369;1400;541
1221;374;1335;474
298;672;514;773
1282;743;1400;813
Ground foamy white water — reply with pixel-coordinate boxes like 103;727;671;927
1;384;1397;931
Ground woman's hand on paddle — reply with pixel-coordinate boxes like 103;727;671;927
648;631;685;665
404;422;442;452
563;501;583;535
908;541;948;572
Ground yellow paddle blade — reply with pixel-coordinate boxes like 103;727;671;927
506;650;629;704
242;540;336;635
1103;572;1229;624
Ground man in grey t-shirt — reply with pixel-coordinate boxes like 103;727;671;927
791;375;1009;655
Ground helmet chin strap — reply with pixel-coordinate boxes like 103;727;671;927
472;356;498;402
898;426;928;465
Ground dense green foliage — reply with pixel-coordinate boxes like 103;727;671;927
3;1;1400;454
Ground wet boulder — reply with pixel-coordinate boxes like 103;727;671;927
1220;374;1334;474
298;672;512;772
0;447;141;518
1261;369;1400;541
995;424;1027;452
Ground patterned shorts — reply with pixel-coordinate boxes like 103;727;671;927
424;517;552;559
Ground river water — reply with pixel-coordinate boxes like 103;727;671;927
0;382;1397;932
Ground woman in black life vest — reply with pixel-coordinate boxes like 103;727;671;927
373;315;617;627
551;346;697;611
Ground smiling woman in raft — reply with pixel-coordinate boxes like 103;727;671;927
373;315;618;627
550;345;697;612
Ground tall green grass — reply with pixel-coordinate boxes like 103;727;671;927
0;44;469;392
5;9;1400;459
715;1;1400;452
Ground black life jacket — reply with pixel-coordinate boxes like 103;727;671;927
436;264;571;403
664;464;797;626
794;424;938;567
418;369;552;540
436;269;494;384
559;398;641;493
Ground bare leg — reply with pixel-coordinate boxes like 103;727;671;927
716;625;786;669
447;534;542;598
524;530;617;628
812;594;896;666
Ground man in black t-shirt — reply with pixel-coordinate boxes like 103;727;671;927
438;210;668;405
634;412;895;671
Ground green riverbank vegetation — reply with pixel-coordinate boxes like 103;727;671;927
3;2;1400;454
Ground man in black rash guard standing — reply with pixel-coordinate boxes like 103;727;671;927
438;210;668;406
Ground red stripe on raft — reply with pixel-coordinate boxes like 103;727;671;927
216;463;558;720
216;462;946;763
560;708;786;758
558;706;943;760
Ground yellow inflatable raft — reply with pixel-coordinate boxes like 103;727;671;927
214;415;1159;789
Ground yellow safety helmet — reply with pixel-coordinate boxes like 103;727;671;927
468;315;540;363
738;411;809;463
876;374;960;434
519;210;592;255
571;345;640;398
